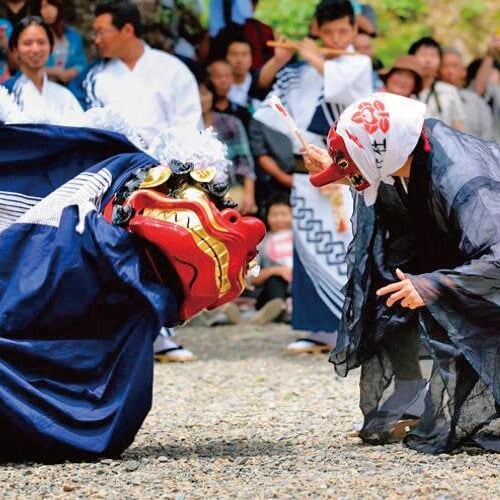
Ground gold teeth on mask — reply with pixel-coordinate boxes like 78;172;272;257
176;185;229;233
143;207;231;295
140;166;172;188
190;167;217;183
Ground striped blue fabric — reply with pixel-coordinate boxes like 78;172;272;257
0;124;179;461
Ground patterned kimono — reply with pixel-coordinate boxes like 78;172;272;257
253;50;372;332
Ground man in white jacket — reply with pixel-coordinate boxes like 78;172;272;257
71;1;202;362
71;1;201;144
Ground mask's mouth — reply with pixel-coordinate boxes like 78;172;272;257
102;164;267;322
143;207;230;296
332;151;370;190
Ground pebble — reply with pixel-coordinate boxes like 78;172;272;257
1;324;499;497
124;461;140;472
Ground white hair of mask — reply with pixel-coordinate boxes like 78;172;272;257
0;93;149;153
146;126;230;185
0;88;230;185
81;112;230;184
80;106;148;151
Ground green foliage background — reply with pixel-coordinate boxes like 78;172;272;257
253;0;500;65
71;0;500;65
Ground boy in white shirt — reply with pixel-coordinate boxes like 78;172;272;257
253;0;373;353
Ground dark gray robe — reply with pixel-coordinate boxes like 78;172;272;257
331;119;500;453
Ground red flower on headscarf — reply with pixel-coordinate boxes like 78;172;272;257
351;100;390;134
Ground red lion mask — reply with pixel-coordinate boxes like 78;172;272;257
103;163;265;321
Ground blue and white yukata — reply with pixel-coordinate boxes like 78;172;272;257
254;47;372;339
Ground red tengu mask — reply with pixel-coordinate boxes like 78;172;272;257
309;128;371;191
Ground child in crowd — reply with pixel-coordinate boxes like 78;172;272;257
253;0;371;353
250;192;292;325
200;79;256;215
207;59;252;130
225;37;269;112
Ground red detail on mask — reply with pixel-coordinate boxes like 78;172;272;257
103;190;265;321
309;128;371;191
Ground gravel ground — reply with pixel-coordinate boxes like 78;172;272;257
1;323;499;499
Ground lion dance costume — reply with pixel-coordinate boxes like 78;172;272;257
0;91;265;462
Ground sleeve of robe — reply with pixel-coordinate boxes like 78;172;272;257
323;53;373;105
408;123;500;400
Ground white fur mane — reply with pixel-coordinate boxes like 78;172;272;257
0;86;230;184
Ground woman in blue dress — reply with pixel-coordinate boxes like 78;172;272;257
40;0;86;84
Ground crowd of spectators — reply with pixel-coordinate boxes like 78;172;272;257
0;0;499;350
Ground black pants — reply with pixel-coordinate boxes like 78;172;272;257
256;276;288;310
383;325;423;380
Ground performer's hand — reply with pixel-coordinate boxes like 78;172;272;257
376;269;426;309
274;36;295;66
296;37;322;63
318;183;342;197
300;144;332;175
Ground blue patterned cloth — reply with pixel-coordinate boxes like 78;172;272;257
0;124;179;462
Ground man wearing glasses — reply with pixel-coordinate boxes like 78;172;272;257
70;1;202;363
71;0;201;145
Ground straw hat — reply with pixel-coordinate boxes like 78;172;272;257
378;55;424;94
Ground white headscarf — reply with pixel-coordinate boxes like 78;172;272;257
336;92;426;206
